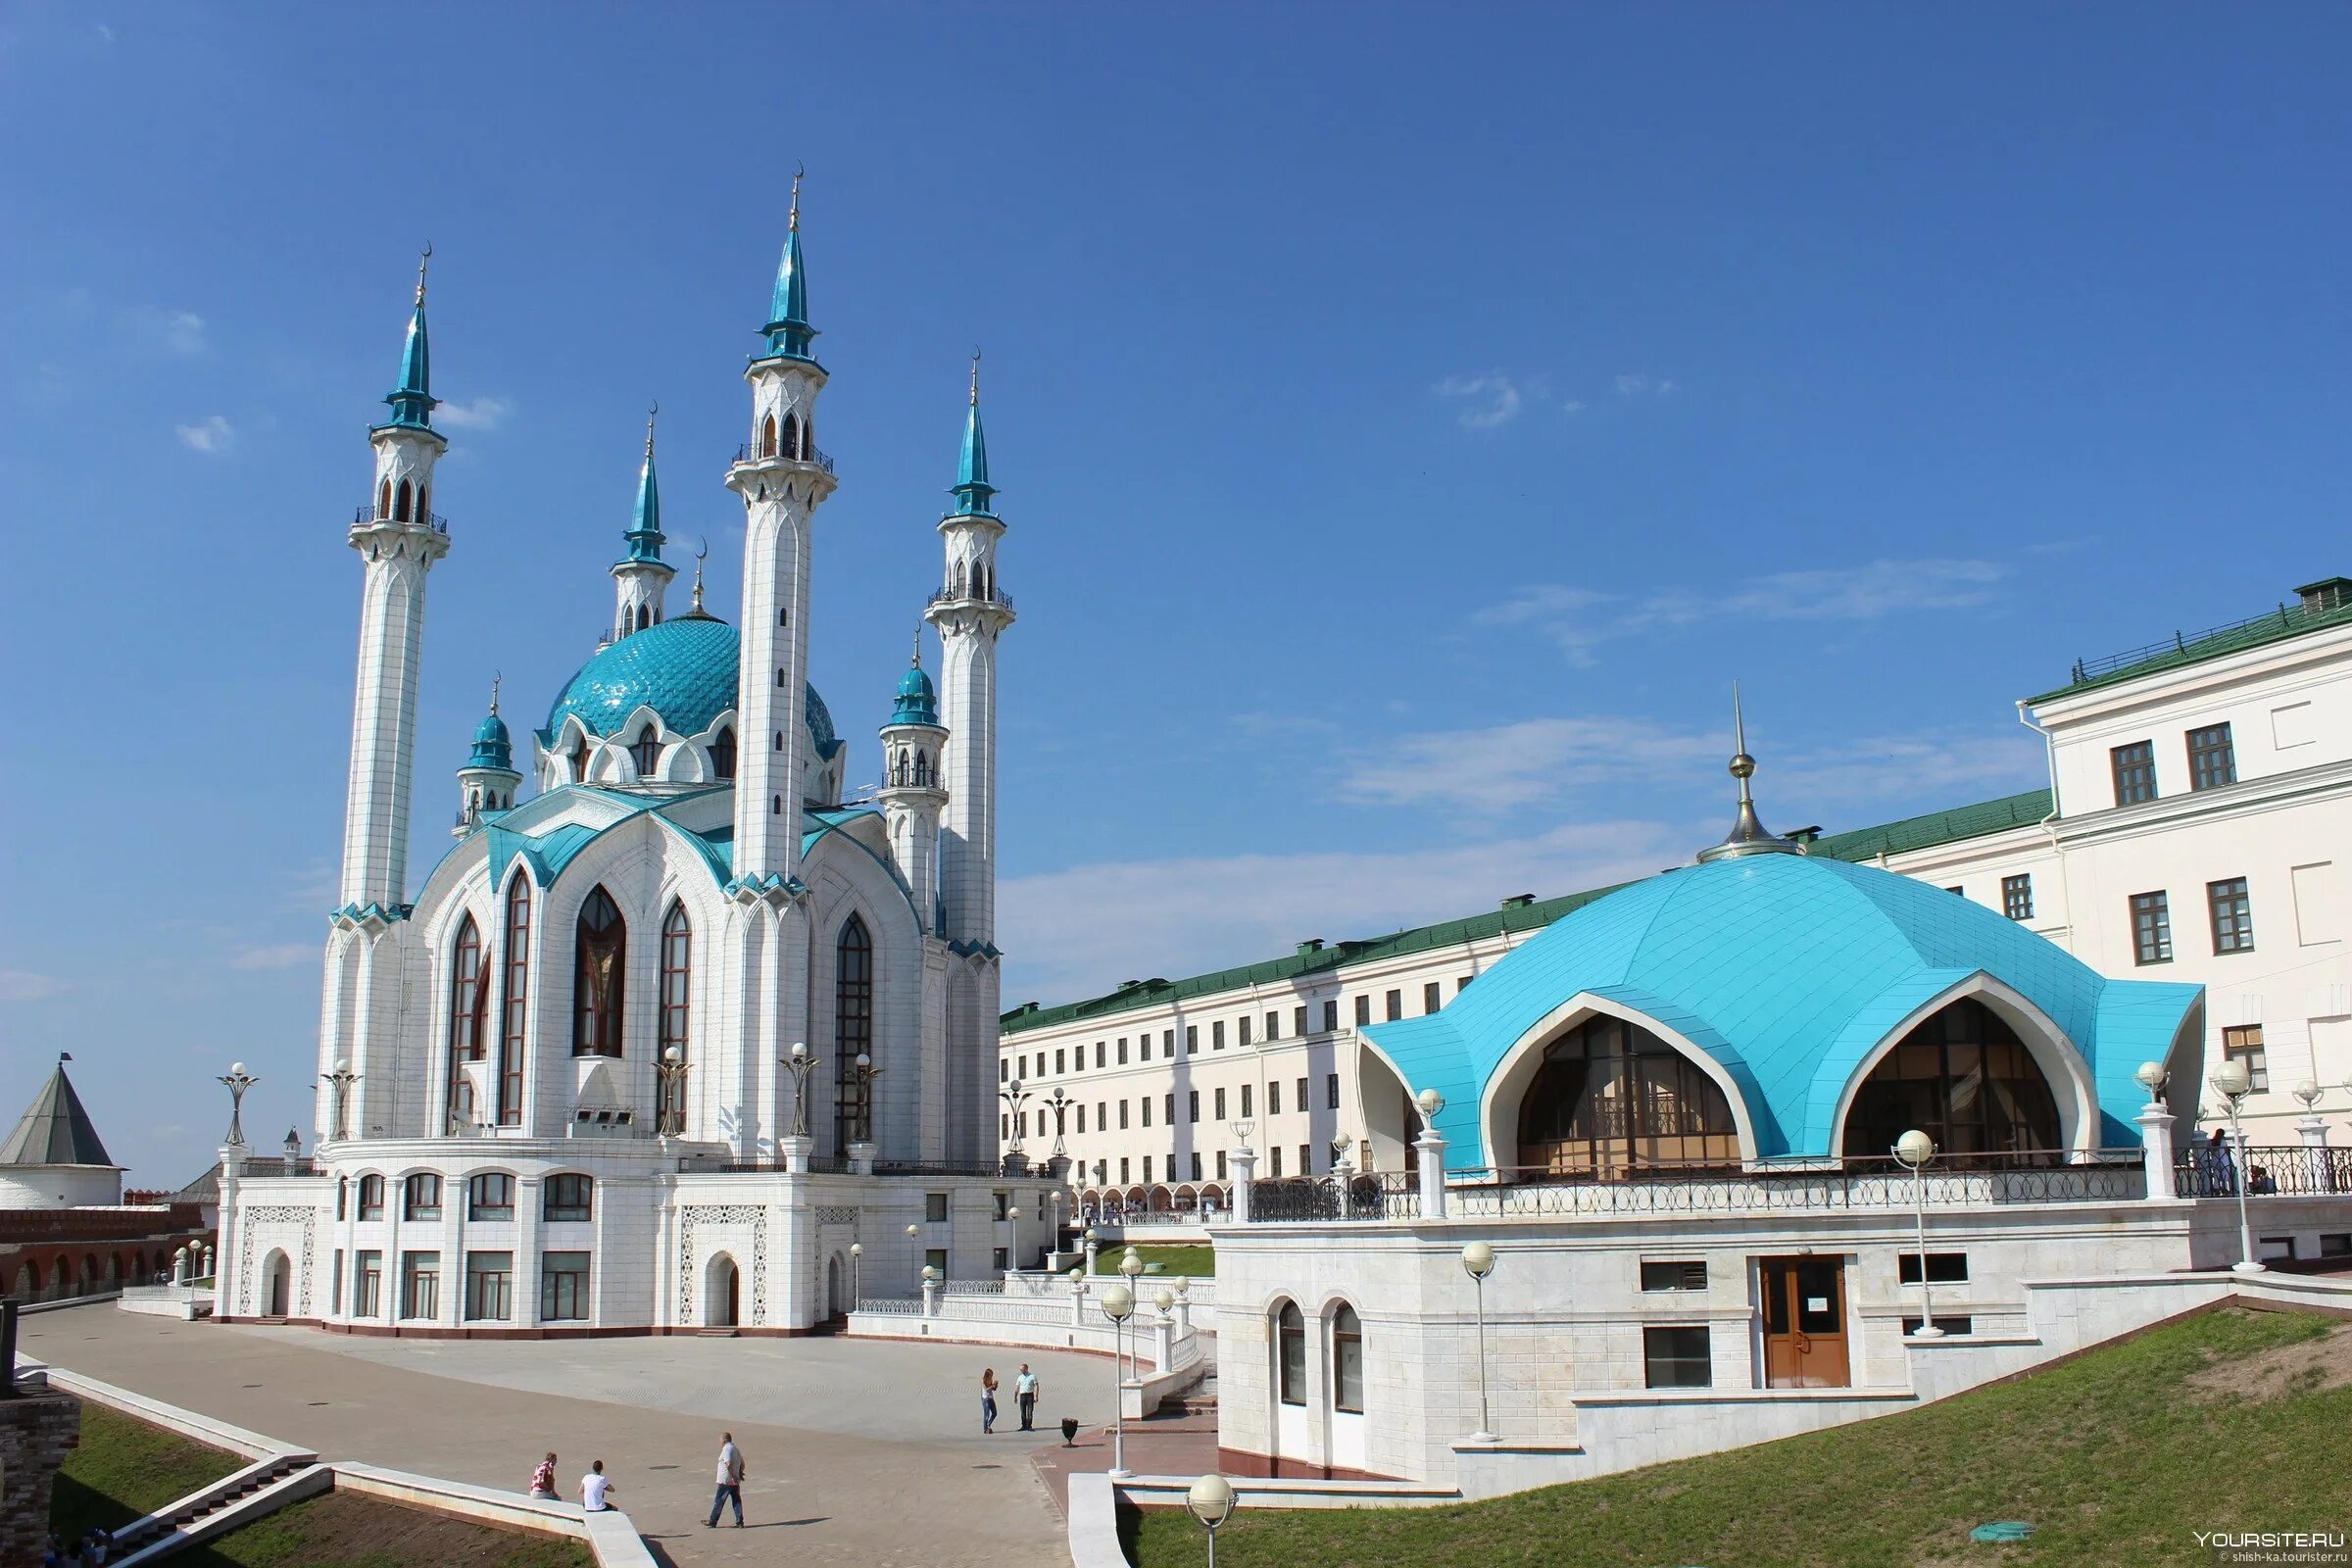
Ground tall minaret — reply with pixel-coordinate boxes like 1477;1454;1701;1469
876;631;950;930
611;404;673;640
725;173;839;891
926;354;1015;946
338;251;452;916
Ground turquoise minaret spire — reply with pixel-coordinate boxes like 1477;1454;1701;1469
760;168;816;362
379;247;437;431
949;351;996;517
623;404;664;564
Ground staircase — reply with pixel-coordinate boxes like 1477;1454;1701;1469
108;1451;318;1563
1164;1371;1217;1415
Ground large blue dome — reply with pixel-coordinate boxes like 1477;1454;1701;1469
537;614;836;755
1366;852;2200;1161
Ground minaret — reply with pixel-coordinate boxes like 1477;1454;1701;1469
454;677;522;838
926;353;1015;947
876;631;950;930
725;172;839;893
611;404;674;639
338;251;452;919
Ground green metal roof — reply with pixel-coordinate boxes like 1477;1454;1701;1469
1000;788;2056;1039
1;1059;116;1167
2033;589;2352;703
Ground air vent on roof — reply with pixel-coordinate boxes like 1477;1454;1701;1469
1297;938;1325;955
1788;825;1822;846
1118;979;1143;990
1500;894;1535;909
1014;1002;1040;1015
2295;577;2352;613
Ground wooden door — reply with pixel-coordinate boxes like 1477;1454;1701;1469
1759;1257;1849;1388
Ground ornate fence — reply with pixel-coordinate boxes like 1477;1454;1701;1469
2173;1145;2352;1198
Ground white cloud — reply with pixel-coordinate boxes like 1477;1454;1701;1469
163;311;204;353
228;943;315;971
0;968;67;1002
1338;715;1725;813
1434;372;1525;429
121;304;207;353
175;415;235;453
1614;373;1679;397
95;23;116;43
436;395;514;431
1561;399;1587;416
1000;821;1685;1006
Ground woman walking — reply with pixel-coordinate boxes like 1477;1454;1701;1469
980;1367;1000;1434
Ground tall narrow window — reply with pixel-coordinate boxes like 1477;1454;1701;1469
1276;1300;1306;1405
497;876;531;1124
2222;1024;2270;1092
629;726;662;778
2131;891;2173;965
573;887;626;1057
568;733;593;783
395;479;414;522
2188;724;2237;792
835;914;874;1152
377;479;391;517
446;914;487;1132
761;414;778;457
784;413;804;460
659;903;692;1131
1332;1303;1364;1413
2111;741;2157;807
2208;877;2255;954
709;726;737;780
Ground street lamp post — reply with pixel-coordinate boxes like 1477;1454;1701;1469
1891;1129;1943;1338
849;1242;862;1309
2211;1059;2266;1273
1101;1283;1135;1479
1186;1473;1237;1567
319;1058;359;1143
781;1042;816;1140
655;1045;689;1137
849;1052;882;1144
1461;1241;1496;1443
1000;1079;1031;1162
1046;1088;1073;1159
218;1062;258;1149
1118;1247;1146;1382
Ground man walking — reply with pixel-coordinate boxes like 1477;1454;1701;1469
1014;1363;1041;1432
706;1432;747;1528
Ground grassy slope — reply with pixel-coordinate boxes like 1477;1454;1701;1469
1095;1244;1215;1278
179;1492;593;1568
52;1401;244;1540
1136;1307;2349;1568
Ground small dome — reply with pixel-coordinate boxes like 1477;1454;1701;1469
890;660;939;727
539;614;835;758
468;710;514;771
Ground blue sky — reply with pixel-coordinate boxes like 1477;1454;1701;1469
4;5;2348;1183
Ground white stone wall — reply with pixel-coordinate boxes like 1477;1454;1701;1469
0;1166;121;1209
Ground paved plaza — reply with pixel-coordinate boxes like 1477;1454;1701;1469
20;1303;1139;1567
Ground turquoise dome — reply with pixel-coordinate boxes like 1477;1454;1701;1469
890;660;939;727
1366;853;2199;1162
537;614;836;756
468;710;513;771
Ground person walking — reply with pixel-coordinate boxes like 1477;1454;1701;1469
528;1452;560;1499
1014;1363;1040;1432
981;1368;1000;1434
706;1432;747;1528
580;1460;614;1512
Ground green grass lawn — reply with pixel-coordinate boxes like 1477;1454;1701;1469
178;1492;593;1568
1134;1306;2351;1568
1094;1244;1214;1279
52;1400;245;1541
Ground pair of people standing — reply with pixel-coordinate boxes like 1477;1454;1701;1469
982;1364;1042;1433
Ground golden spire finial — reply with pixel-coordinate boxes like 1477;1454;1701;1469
911;624;924;668
692;537;709;612
645;399;659;459
489;671;501;716
1730;680;1755;802
415;242;432;305
970;347;982;408
789;163;805;232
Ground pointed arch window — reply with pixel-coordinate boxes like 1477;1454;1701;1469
834;914;873;1153
572;887;626;1058
659;904;692;1131
377;479;392;518
760;414;778;458
629;725;662;779
395;479;414;522
568;732;593;784
497;876;531;1124
709;727;737;780
446;914;488;1132
783;413;805;461
1516;1014;1739;1177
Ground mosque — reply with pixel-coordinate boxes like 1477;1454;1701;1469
215;183;1054;1335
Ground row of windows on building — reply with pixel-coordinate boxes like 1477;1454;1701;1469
566;726;739;782
2109;721;2239;808
1002;980;1478;1083
1076;1143;1328;1187
335;1246;591;1323
335;1171;597;1224
1004;1074;1343;1144
2128;877;2257;963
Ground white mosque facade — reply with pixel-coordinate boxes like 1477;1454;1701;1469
216;198;1056;1334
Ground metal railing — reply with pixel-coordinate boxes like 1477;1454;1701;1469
926;584;1015;614
2066;598;2345;686
232;1156;321;1178
675;1153;852;1174
353;504;451;534
941;1279;1006;1297
1249;1171;1418;1222
731;441;836;475
2173;1145;2352;1198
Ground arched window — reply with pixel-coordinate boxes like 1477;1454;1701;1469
760;414;778;457
446;914;487;1132
1842;997;2063;1159
416;486;428;521
834;914;874;1152
709;727;737;780
1331;1303;1364;1413
395;479;414;521
467;1171;515;1219
629;725;662;778
1516;1014;1739;1177
357;1173;385;1218
1276;1300;1307;1406
659;904;692;1132
497;875;531;1125
784;413;804;460
568;733;593;783
573;887;626;1057
377;479;392;517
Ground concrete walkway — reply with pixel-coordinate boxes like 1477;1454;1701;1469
22;1304;1116;1568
